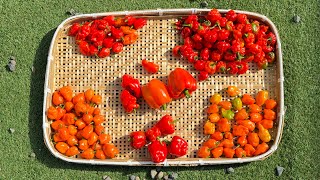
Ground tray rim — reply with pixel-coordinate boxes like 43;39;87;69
43;8;284;166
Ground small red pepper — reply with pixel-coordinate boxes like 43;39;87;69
155;115;176;136
141;59;159;74
204;61;217;75
145;126;161;142
168;136;188;157
167;68;197;99
129;131;146;149
198;71;209;81
133;18;147;29
68;22;81;36
121;74;141;98
120;90;139;113
141;79;172;109
148;140;168;163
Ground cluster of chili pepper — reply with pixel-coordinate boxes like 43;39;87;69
68;15;147;57
173;9;277;81
198;86;277;158
120;74;141;113
47;86;119;159
129;115;188;163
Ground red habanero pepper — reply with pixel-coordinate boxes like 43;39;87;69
168;136;188;157
129;131;146;149
145;126;161;142
155;114;176;136
68;22;81;36
133;18;147;29
120;90;139;113
167;68;197;99
216;61;227;73
227;62;238;74
204;61;217;75
148;140;168;163
198;71;209;81
141;59;159;74
141;79;172;109
121;74;141;98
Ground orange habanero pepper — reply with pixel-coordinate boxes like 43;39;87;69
141;79;172;109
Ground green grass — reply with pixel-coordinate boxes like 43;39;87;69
0;0;319;179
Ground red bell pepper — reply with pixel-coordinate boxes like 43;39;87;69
121;74;141;98
141;79;172;109
145;126;161;142
167;68;197;99
129;131;146;149
155;115;176;136
168;136;188;157
148;140;168;163
120;90;139;113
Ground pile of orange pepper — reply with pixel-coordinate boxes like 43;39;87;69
47;86;119;159
198;86;277;158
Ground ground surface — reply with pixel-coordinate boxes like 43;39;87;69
0;0;319;179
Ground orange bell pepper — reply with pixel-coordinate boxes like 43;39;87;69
141;79;172;109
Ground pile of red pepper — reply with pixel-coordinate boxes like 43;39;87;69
129;114;188;163
173;9;277;81
68;15;147;57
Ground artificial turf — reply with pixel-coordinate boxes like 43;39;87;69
0;0;319;179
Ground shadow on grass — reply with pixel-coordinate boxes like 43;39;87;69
28;29;251;178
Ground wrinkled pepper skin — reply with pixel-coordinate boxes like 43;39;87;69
167;68;197;99
120;90;139;113
148;140;168;163
141;79;172;109
121;74;142;98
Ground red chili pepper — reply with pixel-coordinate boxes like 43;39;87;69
68;22;81;36
198;71;209;81
148;140;167;163
227;62;238;74
129;131;146;149
110;26;123;39
172;45;182;57
224;51;236;61
168;136;188;157
237;61;249;74
204;61;217;75
244;33;255;44
181;27;192;38
97;48;110;58
203;29;218;43
197;25;209;36
226;10;237;21
78;41;90;56
231;40;242;53
184;14;198;24
76;24;91;41
88;45;98;56
121;74;141;98
103;16;115;26
133;18;147;29
206;9;221;24
194;60;206;71
120;90;139;113
257;58;268;69
112;42;123;54
237;14;248;24
216;41;230;53
216;17;227;27
167;68;197;99
218;29;230;41
145;126;161;142
124;15;136;26
96;19;109;30
141;79;172;109
141;59;159;74
200;48;210;61
155;115;176;136
192;33;202;43
88;29;105;43
216;61;227;73
266;32;277;45
102;37;115;48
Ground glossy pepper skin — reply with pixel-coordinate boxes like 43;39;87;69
155;115;175;136
168;136;188;157
145;126;161;142
167;68;197;99
148;140;168;163
120;90;139;113
130;131;147;149
121;74;141;98
141;79;172;109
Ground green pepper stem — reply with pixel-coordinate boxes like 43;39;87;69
162;104;167;110
184;90;191;98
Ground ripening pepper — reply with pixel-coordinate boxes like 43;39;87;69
167;68;197;99
141;79;172;109
120;90;139;113
257;123;271;142
121;74;141;98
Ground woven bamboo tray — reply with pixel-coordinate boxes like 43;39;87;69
43;9;284;166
